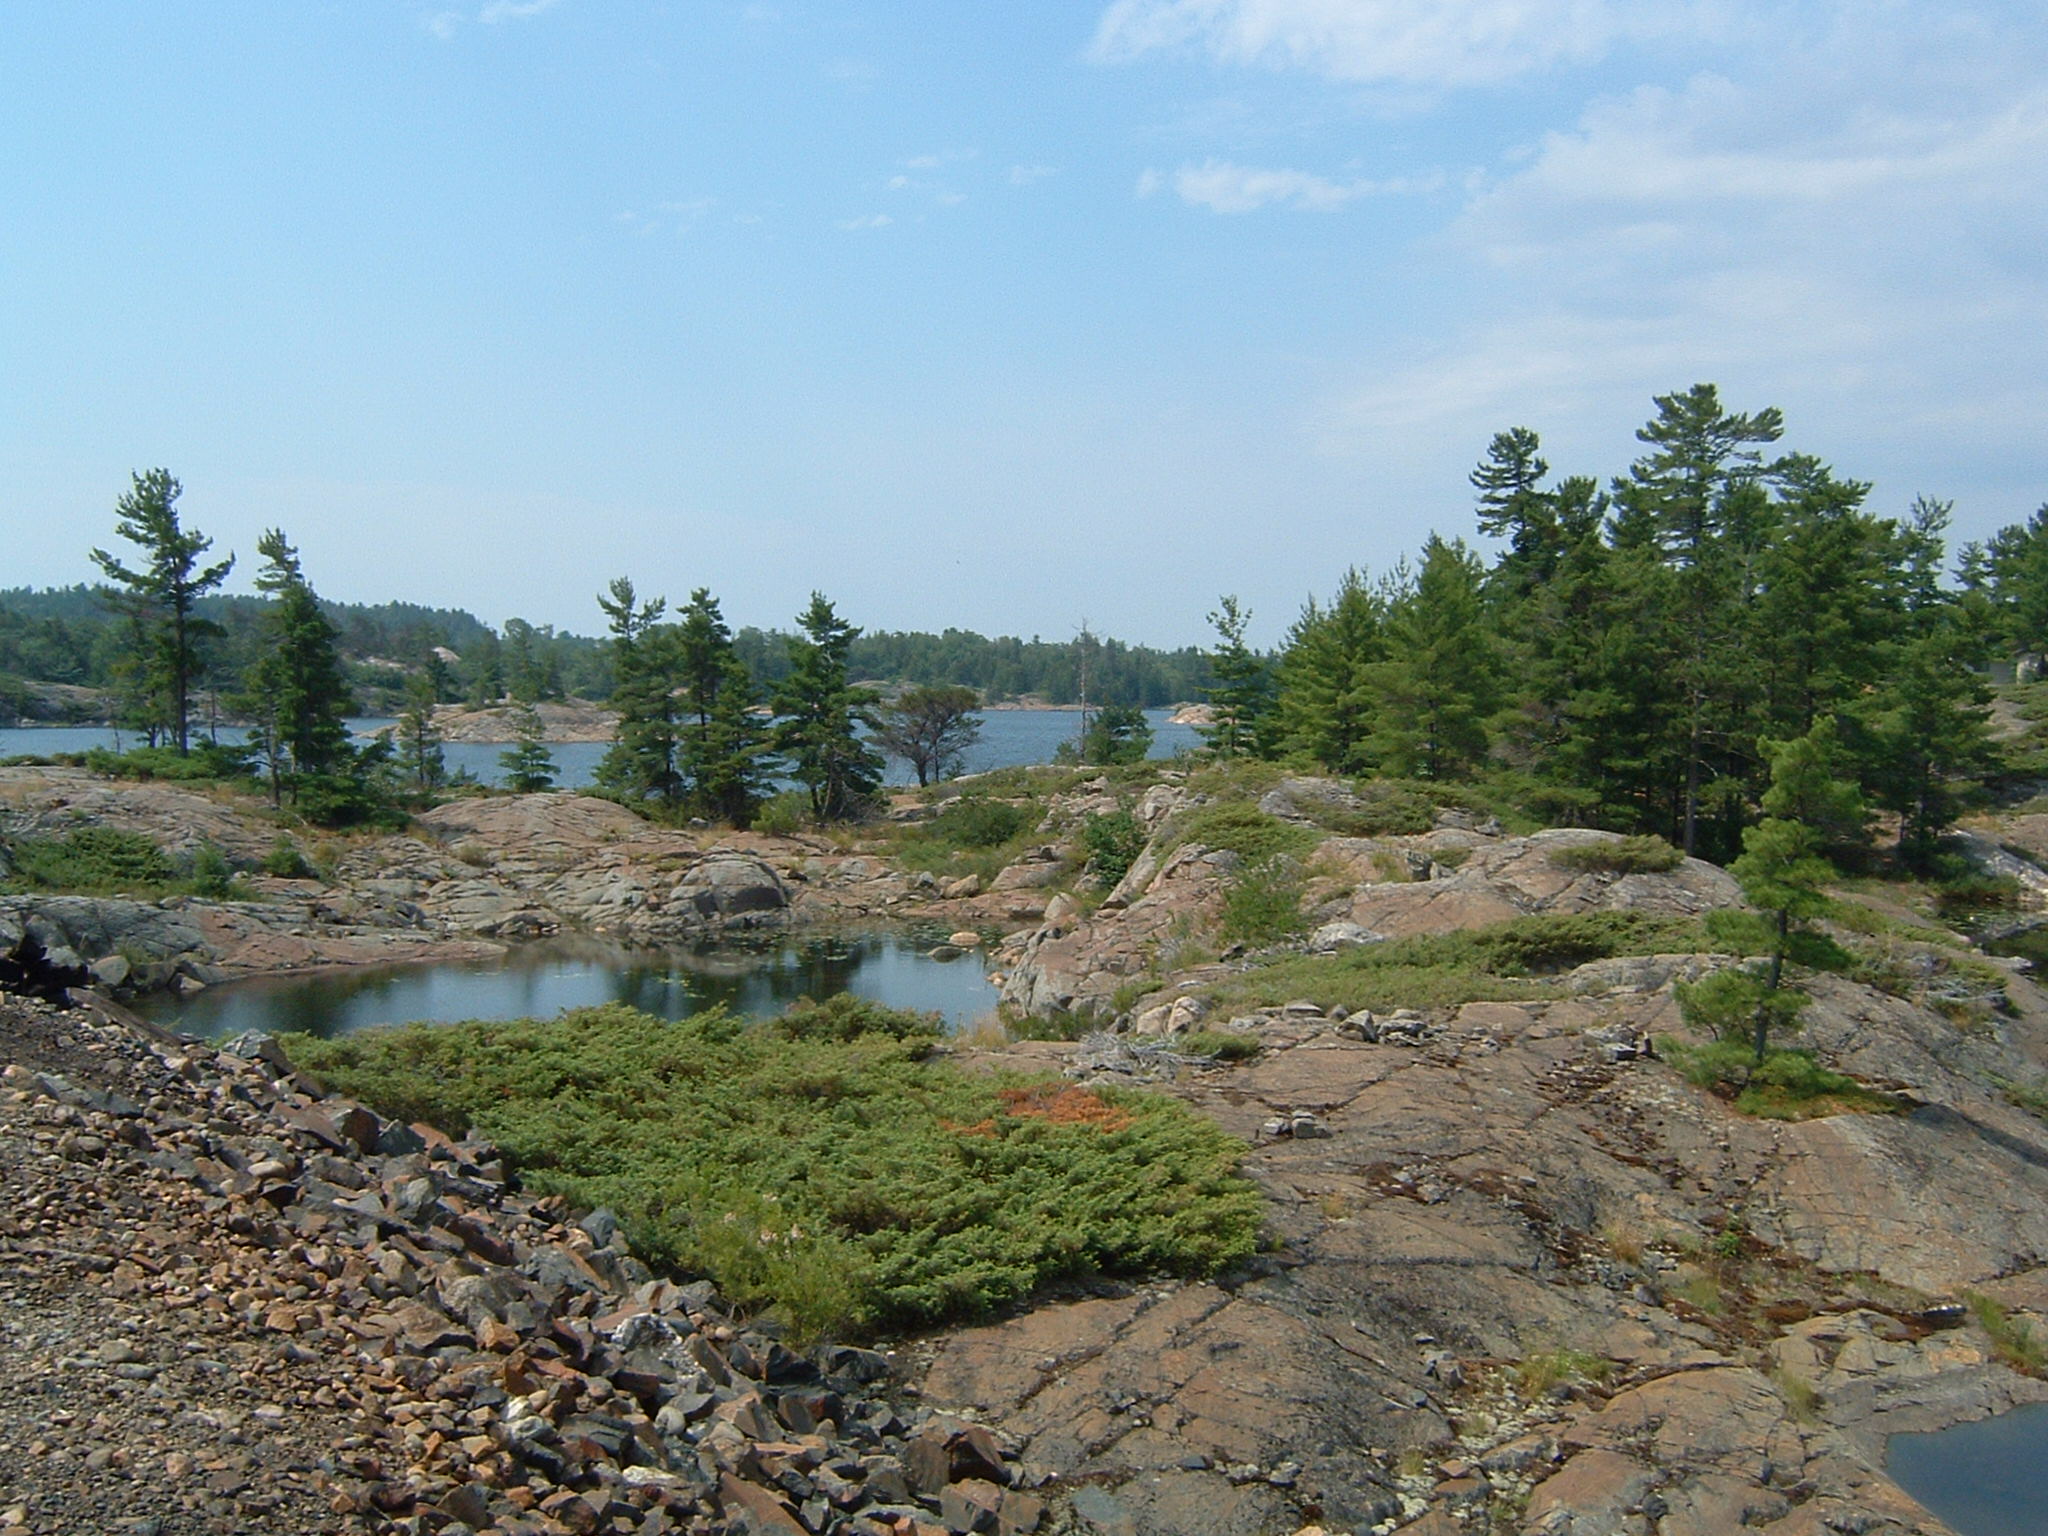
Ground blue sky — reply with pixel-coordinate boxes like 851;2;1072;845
4;2;2044;648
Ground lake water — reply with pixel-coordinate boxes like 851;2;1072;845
132;930;1001;1042
1885;1401;2048;1535
0;707;1201;790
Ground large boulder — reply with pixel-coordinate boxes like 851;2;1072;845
670;854;790;926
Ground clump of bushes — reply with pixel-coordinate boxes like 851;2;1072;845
1080;810;1147;890
1201;910;1706;1016
281;995;1262;1339
1173;801;1318;862
5;826;176;892
892;794;1042;883
1550;835;1683;875
1219;856;1307;947
1659;1037;1904;1119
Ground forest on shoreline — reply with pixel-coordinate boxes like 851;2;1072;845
9;382;2048;868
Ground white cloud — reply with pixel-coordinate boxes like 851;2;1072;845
1319;50;2048;516
1165;158;1437;212
479;0;561;21
1009;164;1058;186
1090;0;1710;88
422;11;462;40
837;213;894;230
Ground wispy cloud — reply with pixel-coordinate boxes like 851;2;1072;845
422;11;462;40
1145;157;1436;212
479;0;561;21
1091;0;1714;88
1009;164;1058;186
1320;41;2048;503
837;213;893;231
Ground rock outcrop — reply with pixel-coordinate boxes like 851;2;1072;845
1;991;1037;1536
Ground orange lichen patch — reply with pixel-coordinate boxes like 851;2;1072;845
940;1117;998;1138
996;1084;1135;1132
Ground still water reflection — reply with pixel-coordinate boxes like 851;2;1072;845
135;931;999;1041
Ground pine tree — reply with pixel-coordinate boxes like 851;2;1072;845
498;703;557;794
396;670;446;793
1611;385;1786;854
594;578;684;805
774;593;882;823
239;530;354;806
1271;569;1385;774
1362;537;1498;780
1856;498;1999;869
1201;595;1271;758
90;469;235;753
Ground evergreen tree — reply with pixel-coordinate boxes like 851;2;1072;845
1856;498;1998;869
1201;595;1271;758
464;630;504;707
89;469;235;752
1362;537;1498;780
1471;427;1565;607
1271;569;1385;774
1611;384;1786;854
1722;722;1859;1064
774;593;882;823
396;670;446;793
594;578;684;805
238;530;354;806
674;588;772;821
695;649;774;825
1079;704;1153;765
498;703;558;793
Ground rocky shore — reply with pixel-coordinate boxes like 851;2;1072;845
9;761;2048;1534
0;990;1039;1536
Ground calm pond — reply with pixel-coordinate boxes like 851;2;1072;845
134;930;1000;1042
1885;1401;2048;1536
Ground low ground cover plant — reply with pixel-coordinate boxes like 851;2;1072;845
891;794;1042;883
1171;801;1318;862
1201;910;1705;1015
1659;1037;1905;1119
283;995;1262;1339
1550;835;1683;875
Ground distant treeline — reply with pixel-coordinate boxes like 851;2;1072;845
0;585;1206;715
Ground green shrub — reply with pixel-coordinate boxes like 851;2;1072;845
893;794;1042;883
1179;1030;1262;1062
1174;802;1318;862
1220;855;1307;947
1550;835;1683;874
261;836;317;880
1201;910;1706;1017
186;843;236;898
1660;1037;1904;1119
930;796;1035;848
1326;781;1437;837
7;826;176;892
752;790;813;836
1081;810;1147;889
281;1000;1262;1339
82;742;253;783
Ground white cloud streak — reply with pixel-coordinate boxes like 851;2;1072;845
1091;0;1709;87
479;0;561;22
1149;158;1437;211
